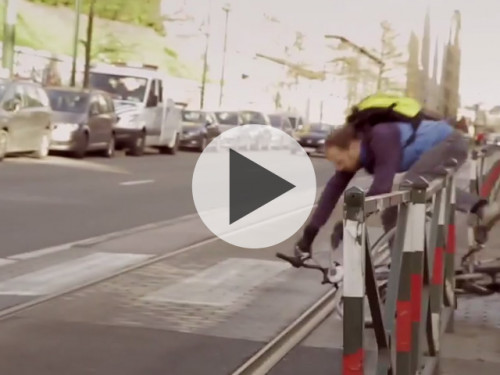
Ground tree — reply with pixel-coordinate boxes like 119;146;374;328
91;32;136;62
327;41;365;109
82;0;95;88
378;20;406;92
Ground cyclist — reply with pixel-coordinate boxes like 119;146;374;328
295;114;500;258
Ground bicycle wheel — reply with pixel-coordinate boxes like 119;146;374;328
458;281;496;296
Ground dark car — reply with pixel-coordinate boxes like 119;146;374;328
179;110;220;151
0;79;52;161
295;122;336;155
46;87;118;158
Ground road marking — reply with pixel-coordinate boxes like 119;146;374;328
9;244;75;261
143;258;290;306
7;213;201;261
0;252;151;296
7;156;129;174
0;259;15;267
120;179;155;186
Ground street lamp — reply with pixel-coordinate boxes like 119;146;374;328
218;4;231;107
325;34;385;90
200;0;213;110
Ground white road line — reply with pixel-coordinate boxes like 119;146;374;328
120;179;155;186
0;252;152;296
8;244;74;261
0;259;16;267
7;213;201;261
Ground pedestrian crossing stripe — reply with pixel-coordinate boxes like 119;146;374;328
0;252;151;296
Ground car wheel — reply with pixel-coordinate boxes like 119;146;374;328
101;135;115;158
127;131;145;156
159;133;179;155
0;130;8;161
33;133;50;159
73;133;88;159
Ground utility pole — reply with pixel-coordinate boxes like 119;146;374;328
82;0;96;89
325;34;385;90
199;0;212;109
218;5;230;107
2;0;18;77
70;0;82;87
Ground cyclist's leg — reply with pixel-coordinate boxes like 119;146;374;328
381;131;469;237
397;131;499;242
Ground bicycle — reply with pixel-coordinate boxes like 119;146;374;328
276;209;500;325
276;216;393;321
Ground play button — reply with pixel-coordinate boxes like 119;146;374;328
192;124;317;249
229;149;295;224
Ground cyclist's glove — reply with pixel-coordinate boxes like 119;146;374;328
330;220;343;250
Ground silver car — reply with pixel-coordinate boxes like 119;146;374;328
0;79;52;161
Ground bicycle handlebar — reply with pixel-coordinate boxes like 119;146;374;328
275;252;338;285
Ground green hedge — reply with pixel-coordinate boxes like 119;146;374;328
27;0;164;33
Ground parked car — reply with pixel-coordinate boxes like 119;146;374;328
212;110;250;150
268;113;295;149
273;111;306;132
239;110;273;150
179;109;220;151
294;122;337;156
88;63;182;155
46;87;117;158
0;78;52;161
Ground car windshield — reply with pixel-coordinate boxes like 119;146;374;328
308;123;332;133
89;72;148;103
182;110;206;123
47;90;89;113
240;111;266;125
269;115;282;128
214;111;239;125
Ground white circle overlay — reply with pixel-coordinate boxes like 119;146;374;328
192;124;317;249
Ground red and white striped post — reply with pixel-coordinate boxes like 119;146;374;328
342;187;366;375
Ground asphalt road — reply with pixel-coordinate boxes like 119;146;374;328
0;149;334;257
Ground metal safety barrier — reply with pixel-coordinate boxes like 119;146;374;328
341;144;500;375
342;167;457;375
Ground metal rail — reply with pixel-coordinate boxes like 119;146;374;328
231;286;342;375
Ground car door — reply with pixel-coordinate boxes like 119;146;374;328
156;78;176;145
23;84;49;150
97;93;114;144
143;79;160;137
205;113;219;141
2;83;32;152
87;94;104;148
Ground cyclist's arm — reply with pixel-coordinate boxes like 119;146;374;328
301;170;355;247
366;124;402;196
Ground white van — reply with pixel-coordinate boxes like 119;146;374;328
88;63;182;156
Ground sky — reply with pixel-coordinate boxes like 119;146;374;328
164;0;500;107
